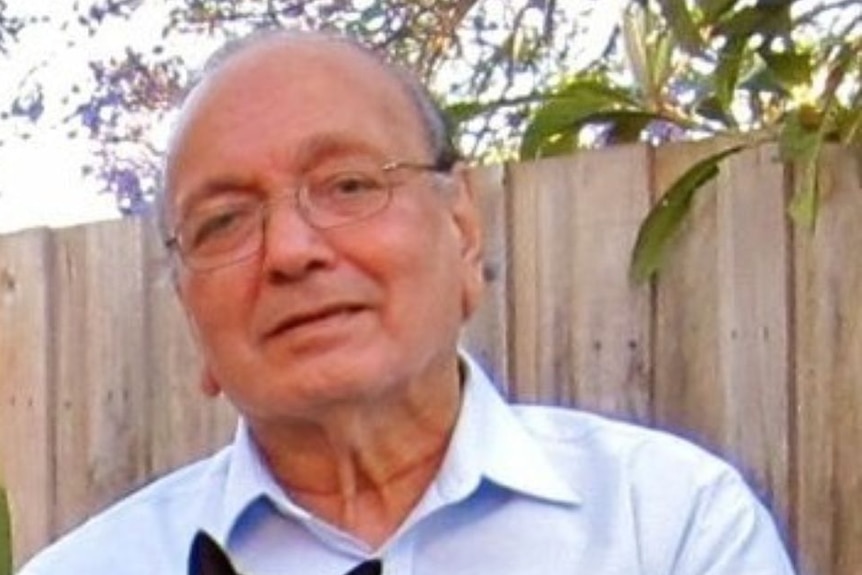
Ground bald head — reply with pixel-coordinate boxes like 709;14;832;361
202;31;453;158
159;31;458;237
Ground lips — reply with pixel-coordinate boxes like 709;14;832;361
262;303;366;340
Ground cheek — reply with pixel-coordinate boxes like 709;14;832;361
365;215;465;323
179;268;257;342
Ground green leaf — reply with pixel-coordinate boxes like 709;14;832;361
444;101;492;125
622;4;651;97
558;78;640;109
739;61;792;97
779;107;821;162
780;109;823;228
630;145;746;283
758;47;812;91
520;80;638;159
713;36;747;120
525;109;663;158
787;152;819;229
0;485;11;575
533;131;577;158
650;32;676;95
713;4;792;40
700;0;739;24
657;0;703;54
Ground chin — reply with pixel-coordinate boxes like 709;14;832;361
255;354;397;409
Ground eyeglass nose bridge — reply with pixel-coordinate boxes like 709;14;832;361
259;184;318;232
253;184;334;267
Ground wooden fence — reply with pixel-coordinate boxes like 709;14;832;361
1;142;860;574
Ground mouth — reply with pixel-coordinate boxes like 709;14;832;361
264;304;366;340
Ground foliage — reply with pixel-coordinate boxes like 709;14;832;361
0;483;10;575
0;0;600;214
497;0;860;281
629;144;744;283
0;0;859;277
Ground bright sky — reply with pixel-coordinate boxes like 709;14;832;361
0;1;219;234
1;3;112;232
0;1;625;235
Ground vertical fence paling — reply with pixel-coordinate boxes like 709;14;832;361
51;221;151;535
1;143;860;574
792;146;862;575
0;229;53;565
654;143;793;529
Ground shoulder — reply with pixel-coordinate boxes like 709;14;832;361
511;403;734;482
17;447;232;575
508;404;761;527
509;404;794;572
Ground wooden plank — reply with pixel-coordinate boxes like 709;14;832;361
0;229;54;567
653;143;792;527
531;156;575;407
654;139;728;446
142;221;235;476
461;164;509;392
563;145;652;420
50;220;151;536
714;145;791;524
506;148;652;419
506;156;569;403
793;146;862;575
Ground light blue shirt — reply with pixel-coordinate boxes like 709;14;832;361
19;355;795;574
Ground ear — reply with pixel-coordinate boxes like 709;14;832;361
188;531;240;575
198;366;222;397
448;163;485;320
172;287;221;398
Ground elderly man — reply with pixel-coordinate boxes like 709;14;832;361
19;30;796;575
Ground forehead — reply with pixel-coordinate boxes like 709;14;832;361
177;37;424;149
164;36;429;211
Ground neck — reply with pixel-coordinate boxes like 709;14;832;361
279;441;448;495
248;357;463;547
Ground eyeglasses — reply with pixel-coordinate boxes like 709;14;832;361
166;160;443;271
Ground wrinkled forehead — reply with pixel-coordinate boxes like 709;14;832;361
160;34;429;227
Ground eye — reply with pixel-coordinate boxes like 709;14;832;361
324;171;385;197
182;203;258;252
306;170;388;221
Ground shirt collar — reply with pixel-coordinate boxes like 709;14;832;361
433;352;581;507
214;419;311;541
212;351;581;541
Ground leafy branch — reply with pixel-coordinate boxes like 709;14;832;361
0;0;858;258
449;0;861;282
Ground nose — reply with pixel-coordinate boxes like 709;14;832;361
260;196;336;282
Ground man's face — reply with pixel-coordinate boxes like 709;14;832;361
164;38;483;421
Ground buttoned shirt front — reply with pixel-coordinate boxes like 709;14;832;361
18;354;795;574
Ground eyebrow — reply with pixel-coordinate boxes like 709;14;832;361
290;133;388;172
176;176;261;220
